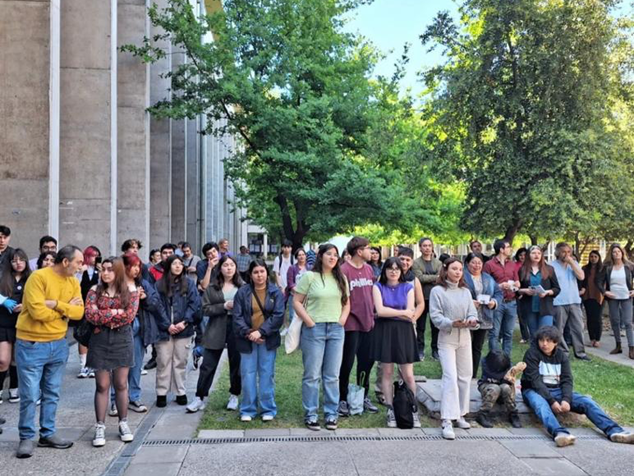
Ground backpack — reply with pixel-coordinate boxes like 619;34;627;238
392;380;416;429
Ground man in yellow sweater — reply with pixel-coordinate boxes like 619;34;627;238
15;245;85;459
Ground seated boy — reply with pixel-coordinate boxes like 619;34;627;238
476;349;525;428
522;326;634;447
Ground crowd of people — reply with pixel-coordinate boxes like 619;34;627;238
1;224;633;459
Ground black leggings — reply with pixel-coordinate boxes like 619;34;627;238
339;330;374;401
195;325;241;398
95;368;129;423
584;299;603;342
470;328;488;378
416;300;439;353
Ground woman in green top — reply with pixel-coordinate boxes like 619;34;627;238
294;244;350;431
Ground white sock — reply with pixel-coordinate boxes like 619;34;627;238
79;353;87;367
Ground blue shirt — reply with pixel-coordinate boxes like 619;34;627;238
530;270;542;312
550;260;581;306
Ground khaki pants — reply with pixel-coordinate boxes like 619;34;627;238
155;336;191;396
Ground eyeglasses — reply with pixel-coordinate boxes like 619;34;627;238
387;268;400;272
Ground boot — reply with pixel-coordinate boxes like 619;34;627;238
509;411;522;428
629;346;634;360
476;410;494;428
610;343;622;355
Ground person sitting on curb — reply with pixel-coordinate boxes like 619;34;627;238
521;326;634;447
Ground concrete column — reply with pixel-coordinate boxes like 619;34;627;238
59;0;113;252
117;0;151;252
170;52;187;243
186;114;199;251
0;0;53;254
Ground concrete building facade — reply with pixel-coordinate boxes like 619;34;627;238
0;0;245;260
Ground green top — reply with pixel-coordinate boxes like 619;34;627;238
294;271;348;323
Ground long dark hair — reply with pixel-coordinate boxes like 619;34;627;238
0;248;31;296
212;255;244;290
370;246;382;266
157;255;188;297
583;250;603;274
96;257;131;308
378;257;406;285
313;244;348;306
437;257;467;288
520;245;552;281
37;251;57;269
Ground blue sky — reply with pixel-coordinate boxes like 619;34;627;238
344;0;460;98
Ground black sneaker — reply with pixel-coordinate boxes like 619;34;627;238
144;358;157;370
305;420;321;431
363;397;379;414
418;351;425;361
156;395;167;408
509;412;522;428
176;395;188;406
432;350;440;361
38;434;73;449
337;401;350;417
325;419;338;431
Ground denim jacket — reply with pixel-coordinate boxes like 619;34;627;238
463;271;503;330
233;283;285;353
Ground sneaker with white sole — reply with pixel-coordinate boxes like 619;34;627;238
128;401;148;413
338;400;350;417
412;411;421;428
89;370;95;378
386;407;397;428
610;432;634;444
262;414;275;422
8;388;20;403
442;419;455;440
363;397;379;414
186;397;205;413
456;417;471;429
77;367;90;379
226;394;239;411
118;420;134;443
108;403;118;417
240;415;252;422
92;422;106;447
141;369;148;376
554;432;576;447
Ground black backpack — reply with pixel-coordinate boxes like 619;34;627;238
393;380;416;429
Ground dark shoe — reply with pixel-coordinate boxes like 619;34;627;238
476;411;493;428
176;395;188;406
610;344;623;355
432;350;440;361
337;401;350;417
576;354;591;362
418;349;425;361
38;434;73;449
144;358;157;370
129;400;148;413
0;416;6;425
629;346;634;360
16;439;35;458
375;391;387;406
305;420;320;431
156;395;167;408
363;397;379;414
509;412;522;428
325;419;338;431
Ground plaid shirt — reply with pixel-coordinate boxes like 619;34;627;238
235;253;253;272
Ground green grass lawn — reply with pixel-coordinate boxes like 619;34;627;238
198;333;634;430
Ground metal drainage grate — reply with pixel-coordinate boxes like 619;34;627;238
143;434;605;446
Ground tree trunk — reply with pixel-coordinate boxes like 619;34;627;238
529;234;538;246
503;219;523;243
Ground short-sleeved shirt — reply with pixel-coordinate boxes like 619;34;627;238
550;260;581;306
273;255;293;289
483;256;519;301
294;271;348;323
340;261;375;332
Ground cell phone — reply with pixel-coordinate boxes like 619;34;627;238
95;256;102;265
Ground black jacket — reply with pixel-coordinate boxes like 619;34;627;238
596;264;633;295
201;284;242;350
156;276;201;340
0;274;27;329
521;343;573;405
136;279;162;347
232;283;285;354
518;265;561;318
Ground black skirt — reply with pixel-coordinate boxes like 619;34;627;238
86;325;134;371
0;327;16;343
371;318;419;364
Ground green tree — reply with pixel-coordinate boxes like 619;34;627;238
124;0;420;249
420;0;632;243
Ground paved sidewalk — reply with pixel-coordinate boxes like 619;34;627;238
585;331;634;369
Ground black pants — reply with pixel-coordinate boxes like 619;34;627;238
416;300;439;353
470;328;488;378
517;306;531;341
339;329;374;401
195;324;241;398
584;299;603;342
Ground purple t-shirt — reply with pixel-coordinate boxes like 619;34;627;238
341;261;375;332
375;281;413;320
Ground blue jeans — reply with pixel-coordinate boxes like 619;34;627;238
523;387;623;438
489;300;517;356
16;338;69;440
240;343;277;418
300;322;345;422
526;312;554;338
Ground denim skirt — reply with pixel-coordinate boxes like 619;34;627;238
87;324;134;371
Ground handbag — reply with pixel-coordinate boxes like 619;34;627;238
284;314;303;354
347;371;366;415
73;319;95;347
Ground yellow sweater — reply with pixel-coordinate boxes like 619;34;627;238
16;267;84;342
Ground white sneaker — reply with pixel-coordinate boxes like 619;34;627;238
240;415;252;422
8;388;20;403
442;419;455;440
386;407;397;428
412;411;421;428
610;432;634;444
141;369;148;376
93;422;106;447
186;397;205;413
119;420;134;443
554;432;576;447
108;403;119;417
226;394;239;411
456;417;471;429
77;367;90;379
262;414;275;422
